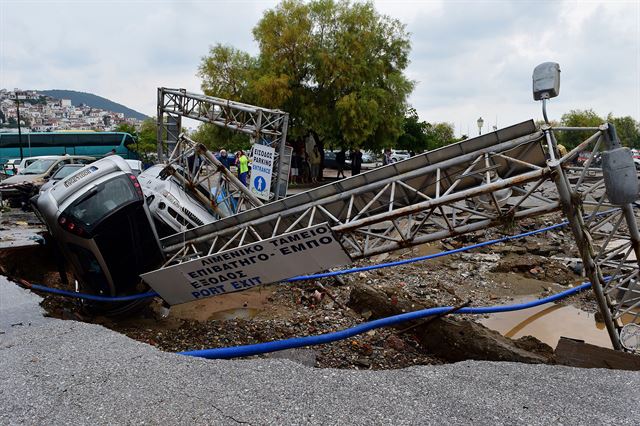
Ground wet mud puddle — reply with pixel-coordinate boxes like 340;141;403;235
167;286;284;322
480;298;612;349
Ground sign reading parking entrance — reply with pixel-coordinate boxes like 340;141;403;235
250;145;275;200
141;224;351;305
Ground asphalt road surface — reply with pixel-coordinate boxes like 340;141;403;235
1;277;638;425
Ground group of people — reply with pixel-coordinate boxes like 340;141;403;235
290;145;323;185
215;149;249;186
334;148;362;179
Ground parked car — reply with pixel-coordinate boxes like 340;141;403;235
33;155;164;315
0;155;95;206
361;151;379;164
125;159;144;176
323;150;338;169
3;159;20;176
576;151;601;167
3;156;48;176
390;150;411;163
138;164;222;237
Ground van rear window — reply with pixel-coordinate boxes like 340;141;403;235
64;175;137;229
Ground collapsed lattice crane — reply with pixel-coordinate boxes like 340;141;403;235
145;65;640;353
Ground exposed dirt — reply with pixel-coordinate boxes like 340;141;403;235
1;209;605;370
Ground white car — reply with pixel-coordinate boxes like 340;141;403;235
137;164;222;237
390;150;411;162
3;159;21;175
124;159;143;176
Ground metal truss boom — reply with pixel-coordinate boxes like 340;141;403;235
147;118;640;352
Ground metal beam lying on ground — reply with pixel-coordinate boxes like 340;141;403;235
145;118;640;353
161;120;549;258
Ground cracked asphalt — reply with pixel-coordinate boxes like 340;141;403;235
1;277;639;425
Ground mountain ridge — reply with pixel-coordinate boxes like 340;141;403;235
37;89;148;120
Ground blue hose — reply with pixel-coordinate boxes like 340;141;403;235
26;284;158;302
287;221;569;281
180;282;592;359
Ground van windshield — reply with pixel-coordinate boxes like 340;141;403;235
65;175;137;229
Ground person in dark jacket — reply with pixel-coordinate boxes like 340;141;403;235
351;148;363;175
216;149;235;169
336;149;346;178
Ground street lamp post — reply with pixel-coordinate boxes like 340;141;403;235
477;117;484;136
15;97;24;160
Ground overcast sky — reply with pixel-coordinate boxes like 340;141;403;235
1;0;638;136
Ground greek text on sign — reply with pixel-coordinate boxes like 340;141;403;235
141;223;351;305
250;145;275;200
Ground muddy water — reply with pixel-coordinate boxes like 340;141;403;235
168;287;285;322
480;298;612;349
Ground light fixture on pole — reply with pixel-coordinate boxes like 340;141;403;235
477;117;484;135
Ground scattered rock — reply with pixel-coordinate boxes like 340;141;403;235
384;335;406;351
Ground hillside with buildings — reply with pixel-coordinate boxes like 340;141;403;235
37;90;147;121
0;89;144;132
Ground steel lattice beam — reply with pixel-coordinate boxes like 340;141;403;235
146;118;640;352
161;121;549;257
157;88;290;200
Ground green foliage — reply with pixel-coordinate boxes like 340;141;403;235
128;118;161;160
115;122;137;136
190;123;251;153
555;109;604;150
396;108;455;153
23;96;47;105
198;44;258;101
608;114;640;148
553;109;640;150
425;122;456;151
396;107;428;152
198;0;414;150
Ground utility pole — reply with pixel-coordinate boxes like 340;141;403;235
16;96;23;160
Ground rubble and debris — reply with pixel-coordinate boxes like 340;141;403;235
348;283;554;364
0;207;627;369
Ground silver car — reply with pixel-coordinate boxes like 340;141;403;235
34;156;164;314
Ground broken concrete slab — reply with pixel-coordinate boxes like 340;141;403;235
348;283;553;364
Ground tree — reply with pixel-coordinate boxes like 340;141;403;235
190;123;251;154
555;109;604;150
198;44;258;101
607;114;640;149
128;118;161;160
395;108;456;153
115;122;137;136
553;109;639;150
425;122;455;151
198;0;414;151
397;108;428;152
